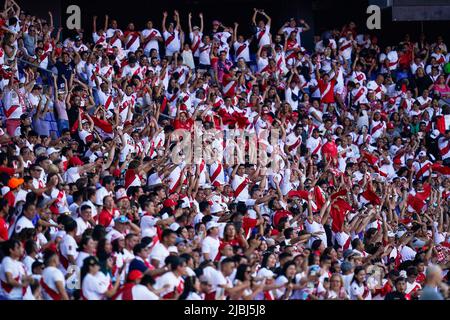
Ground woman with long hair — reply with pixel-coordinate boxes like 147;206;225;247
349;266;372;300
232;263;264;300
178;275;203;300
80;255;120;300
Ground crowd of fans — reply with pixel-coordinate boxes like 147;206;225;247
0;0;449;300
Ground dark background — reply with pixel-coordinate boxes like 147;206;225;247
17;0;450;50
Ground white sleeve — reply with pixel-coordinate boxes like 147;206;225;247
2;258;15;274
201;239;211;254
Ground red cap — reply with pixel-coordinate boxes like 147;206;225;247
387;122;394;130
388;98;395;105
69;156;84;167
127;270;143;281
212;180;223;188
163;199;177;207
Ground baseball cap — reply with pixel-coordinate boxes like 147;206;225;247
193;26;200;31
418;151;426;158
84;256;100;267
115;188;129;201
168;246;178;254
210;203;223;214
46;147;60;156
343;249;355;260
8;177;24;189
110;232;125;242
127;270;143;281
163;198;177;208
387;122;394;130
114;216;129;224
206;221;219;231
341;261;353;273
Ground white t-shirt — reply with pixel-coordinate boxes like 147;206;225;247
132;284;160;300
149;243;170;267
75;217;90;237
81;272;110;300
95;187;111;206
142;28;162;53
201;236;220;262
41;266;65;300
0;256;31;300
153;271;183;297
349;282;371;300
75;251;91;269
59;234;78;272
15;216;34;234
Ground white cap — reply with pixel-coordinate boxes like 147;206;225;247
387;231;395;238
115;188;128;201
46;147;60;156
206;221;219;231
418;151;427;157
168;245;178;253
210;203;223;214
201;183;212;189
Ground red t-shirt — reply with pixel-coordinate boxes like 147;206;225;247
4;191;15;208
98;209;114;228
322;141;338;161
0;166;15;176
0;216;8;241
173;118;194;131
318;79;336;103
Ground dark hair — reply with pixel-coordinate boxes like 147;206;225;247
91;225;106;242
178;276;197;300
220;257;235;268
165;256;186;271
234;263;250;282
1;239;21;257
199;201;210;213
261;252;275;269
24;239;37;255
351;266;366;285
140;274;155;287
43;249;57;266
64;218;78;233
161;229;176;240
79;236;93;252
133;243;147;256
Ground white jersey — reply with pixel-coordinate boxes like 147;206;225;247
142;28;162;54
163;30;181;56
41;266;65;300
0;256;30;300
233;41;251;62
255;25;271;47
81;272;110;300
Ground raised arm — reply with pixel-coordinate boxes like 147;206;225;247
252;8;258;25
199;13;204;33
188;12;193;34
174;10;181;31
162;11;168;32
92;16;97;34
299;19;310;32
